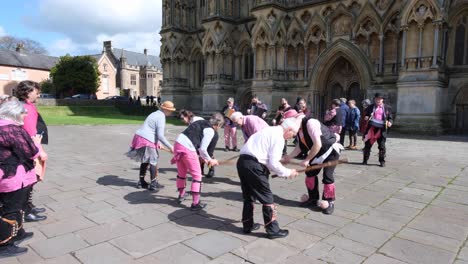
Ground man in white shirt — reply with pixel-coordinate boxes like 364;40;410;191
237;118;299;239
171;113;224;211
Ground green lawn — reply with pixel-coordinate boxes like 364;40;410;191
37;106;184;126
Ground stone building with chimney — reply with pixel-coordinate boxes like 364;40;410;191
0;44;58;95
93;41;163;99
160;0;468;134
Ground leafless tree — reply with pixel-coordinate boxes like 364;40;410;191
0;35;48;55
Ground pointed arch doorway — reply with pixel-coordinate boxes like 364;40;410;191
309;40;373;120
314;57;364;119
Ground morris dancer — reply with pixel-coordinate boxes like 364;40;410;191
127;101;176;190
229;112;269;142
179;109;215;178
362;93;393;167
283;112;343;215
237;118;299;239
0;99;45;257
172;113;224;210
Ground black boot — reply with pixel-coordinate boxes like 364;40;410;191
25;213;47;222
206;167;215;178
379;149;386;167
0;244;28;258
322;201;335;215
148;180;164;191
136;176;149;189
31;207;46;214
12;229;34;245
263;205;288;239
363;149;370;165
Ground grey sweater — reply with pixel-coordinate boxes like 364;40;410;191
135;110;173;149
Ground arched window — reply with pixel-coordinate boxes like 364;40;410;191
242;46;254;79
454;15;467;65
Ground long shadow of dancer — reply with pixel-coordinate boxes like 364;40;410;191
96;175;136;187
167;206;264;239
202;190;298;207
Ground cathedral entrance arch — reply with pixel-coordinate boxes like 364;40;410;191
309;39;373;119
238;87;253;114
455;86;468;134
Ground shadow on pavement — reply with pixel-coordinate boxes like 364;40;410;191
158;167;178;174
124;191;176;206
202;190;297;207
96;175;136;187
167;207;264;239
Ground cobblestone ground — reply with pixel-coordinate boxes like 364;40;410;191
2;125;468;264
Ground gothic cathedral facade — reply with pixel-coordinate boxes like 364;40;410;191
160;0;468;134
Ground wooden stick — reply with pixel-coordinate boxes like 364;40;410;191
218;155;240;165
272;158;349;178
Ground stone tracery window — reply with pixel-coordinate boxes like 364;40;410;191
454;15;467;65
242;46;254;79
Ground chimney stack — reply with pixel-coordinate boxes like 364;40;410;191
103;41;112;53
15;43;25;53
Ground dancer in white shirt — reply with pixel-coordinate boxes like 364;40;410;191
237;118;299;239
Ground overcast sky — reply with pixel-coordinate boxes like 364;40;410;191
0;0;163;57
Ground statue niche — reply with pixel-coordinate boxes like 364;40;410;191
332;15;352;37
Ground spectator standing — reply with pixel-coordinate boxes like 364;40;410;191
14;81;48;222
221;97;240;151
338;98;349;146
345;100;360;150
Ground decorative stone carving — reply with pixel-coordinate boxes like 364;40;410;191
284;15;292;29
357;19;378;38
301;11;311;24
323;6;333;17
349;1;362;14
267;11;277;26
332;15;352;36
408;2;435;26
375;0;392;11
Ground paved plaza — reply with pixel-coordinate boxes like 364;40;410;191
2;124;468;264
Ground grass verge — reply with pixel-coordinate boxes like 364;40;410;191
37;106;183;126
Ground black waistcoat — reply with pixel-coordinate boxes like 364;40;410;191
182;120;218;154
298;117;336;153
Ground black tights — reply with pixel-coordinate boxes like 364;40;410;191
139;163;157;181
348;130;357;146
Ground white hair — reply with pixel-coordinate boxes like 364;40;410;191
0;98;26;125
229;111;243;122
281;117;300;133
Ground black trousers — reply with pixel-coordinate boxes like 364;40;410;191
0;187;28;245
339;129;346;145
363;127;387;162
305;149;340;201
237;155;280;233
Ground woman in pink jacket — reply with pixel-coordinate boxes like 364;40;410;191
0;99;44;257
15;80;48;222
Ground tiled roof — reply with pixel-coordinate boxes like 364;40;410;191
112;48;161;69
0;49;58;70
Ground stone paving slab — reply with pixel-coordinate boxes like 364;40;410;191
29;233;89;259
136;243;210;264
183;231;244;258
5;125;468;263
74;242;134;264
379;237;456;264
75;220;141;245
110;223;194;258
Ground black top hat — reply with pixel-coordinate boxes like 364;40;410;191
374;93;384;99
